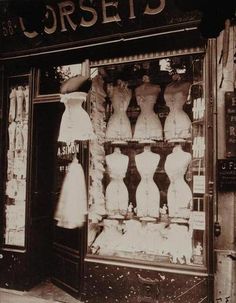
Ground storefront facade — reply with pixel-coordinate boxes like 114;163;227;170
0;1;235;302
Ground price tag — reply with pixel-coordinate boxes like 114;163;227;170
193;175;205;194
189;211;205;230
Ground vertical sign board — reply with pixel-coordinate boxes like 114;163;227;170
217;159;236;191
225;91;236;158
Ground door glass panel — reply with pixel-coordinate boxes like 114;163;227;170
87;53;206;268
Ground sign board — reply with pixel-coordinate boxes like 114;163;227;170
217;159;236;192
225;91;236;158
0;0;201;56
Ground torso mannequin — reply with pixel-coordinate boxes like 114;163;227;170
164;80;191;141
105;80;132;142
133;75;163;142
58;92;95;143
164;144;192;218
105;147;129;217
135;145;160;218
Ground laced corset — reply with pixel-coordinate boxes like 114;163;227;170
105;84;132;141
134;82;162;140
164;82;191;140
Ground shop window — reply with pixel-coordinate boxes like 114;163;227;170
87;52;207;268
3;75;29;247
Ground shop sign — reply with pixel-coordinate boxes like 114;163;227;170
225;91;236;158
217;159;236;192
0;0;201;55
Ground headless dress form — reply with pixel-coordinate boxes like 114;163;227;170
58;92;95;143
164;145;192;218
134;76;163;142
54;157;87;228
105;80;132;142
164;81;191;141
135;146;160;218
105;148;129;218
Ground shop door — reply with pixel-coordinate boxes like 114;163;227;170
32;101;85;298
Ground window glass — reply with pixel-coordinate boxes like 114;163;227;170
87;53;206;267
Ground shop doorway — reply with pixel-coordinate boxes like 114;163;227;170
31;102;84;299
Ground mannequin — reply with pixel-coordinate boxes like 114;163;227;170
58;91;95;143
164;144;192;218
54;157;87;229
105;147;129;217
135;145;160;218
133;75;163;142
164;80;191;141
105;79;132;142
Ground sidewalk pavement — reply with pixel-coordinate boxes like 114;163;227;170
0;285;83;303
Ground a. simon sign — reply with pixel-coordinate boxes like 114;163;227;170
0;0;200;56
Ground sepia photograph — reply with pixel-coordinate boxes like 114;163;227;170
0;1;235;302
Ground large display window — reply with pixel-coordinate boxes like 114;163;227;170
87;51;207;269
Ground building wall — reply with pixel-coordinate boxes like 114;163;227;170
215;24;236;302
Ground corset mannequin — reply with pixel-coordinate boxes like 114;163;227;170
58;92;95;143
164;144;192;218
105;147;129;218
164;80;191;141
133;75;163;142
92;219;123;255
135;145;160;219
105;80;132;142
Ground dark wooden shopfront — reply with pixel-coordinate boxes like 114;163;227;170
0;1;214;302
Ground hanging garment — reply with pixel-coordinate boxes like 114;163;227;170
9;88;17;122
54;158;87;229
58;92;95;143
